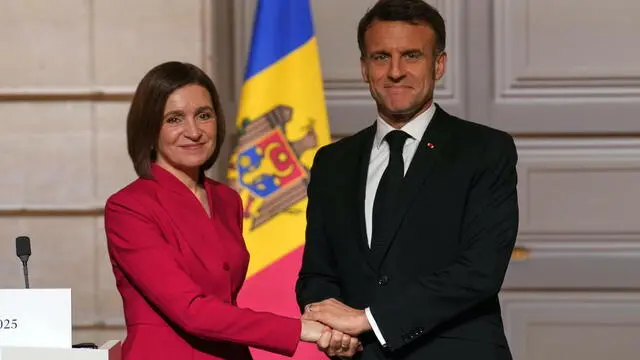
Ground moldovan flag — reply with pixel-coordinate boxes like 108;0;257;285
227;0;331;358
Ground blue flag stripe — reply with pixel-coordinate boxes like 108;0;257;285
244;0;314;81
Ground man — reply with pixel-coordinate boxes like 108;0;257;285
296;0;518;359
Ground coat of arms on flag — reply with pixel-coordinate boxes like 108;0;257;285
227;1;332;358
231;105;318;230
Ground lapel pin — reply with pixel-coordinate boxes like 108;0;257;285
426;142;435;149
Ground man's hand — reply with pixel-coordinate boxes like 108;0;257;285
301;318;363;358
302;298;372;336
316;328;363;358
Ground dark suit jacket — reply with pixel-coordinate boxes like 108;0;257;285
105;164;301;360
296;105;518;360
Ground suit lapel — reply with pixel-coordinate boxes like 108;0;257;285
371;107;454;269
354;124;378;272
151;165;223;277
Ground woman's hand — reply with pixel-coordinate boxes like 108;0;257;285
300;319;329;342
301;319;363;358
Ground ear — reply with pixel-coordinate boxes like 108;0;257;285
434;51;447;81
360;57;369;83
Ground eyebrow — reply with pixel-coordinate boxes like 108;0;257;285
369;49;424;57
369;50;391;58
163;106;215;118
195;105;215;114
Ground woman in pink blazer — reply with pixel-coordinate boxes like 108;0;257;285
104;62;360;359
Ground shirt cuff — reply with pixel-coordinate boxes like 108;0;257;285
365;307;387;346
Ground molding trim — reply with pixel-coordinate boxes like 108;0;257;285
494;0;640;99
0;206;104;217
73;322;125;330
516;137;640;236
0;88;133;102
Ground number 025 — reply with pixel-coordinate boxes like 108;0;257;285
0;318;18;329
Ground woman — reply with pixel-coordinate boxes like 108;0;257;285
104;62;357;359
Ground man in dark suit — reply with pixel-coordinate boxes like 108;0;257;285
296;0;518;359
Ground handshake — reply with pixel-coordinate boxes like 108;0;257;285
299;298;372;358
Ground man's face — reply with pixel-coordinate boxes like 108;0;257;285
360;20;446;125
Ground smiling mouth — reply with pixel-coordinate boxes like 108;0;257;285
386;86;412;94
180;144;205;150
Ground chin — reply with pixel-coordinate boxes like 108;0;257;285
382;98;411;111
176;157;208;169
387;99;428;114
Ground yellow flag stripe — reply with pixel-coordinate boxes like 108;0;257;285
231;37;331;278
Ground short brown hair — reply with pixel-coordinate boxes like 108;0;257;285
357;0;446;58
126;61;226;179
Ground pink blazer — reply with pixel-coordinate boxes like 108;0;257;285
104;164;301;360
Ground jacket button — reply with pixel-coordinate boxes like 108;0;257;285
377;275;389;286
223;262;230;271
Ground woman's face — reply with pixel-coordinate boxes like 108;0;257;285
155;84;217;175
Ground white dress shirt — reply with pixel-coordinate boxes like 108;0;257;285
363;104;436;346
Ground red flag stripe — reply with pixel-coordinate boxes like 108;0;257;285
237;246;327;359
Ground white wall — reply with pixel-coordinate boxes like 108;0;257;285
0;0;218;344
2;1;640;356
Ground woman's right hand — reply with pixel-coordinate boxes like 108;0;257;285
301;320;362;358
300;319;328;342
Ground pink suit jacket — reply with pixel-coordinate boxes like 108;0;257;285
104;164;301;360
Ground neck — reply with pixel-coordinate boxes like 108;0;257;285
157;163;202;194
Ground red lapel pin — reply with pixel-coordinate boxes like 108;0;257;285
426;142;435;149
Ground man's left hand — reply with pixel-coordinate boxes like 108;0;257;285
302;298;372;336
315;328;363;358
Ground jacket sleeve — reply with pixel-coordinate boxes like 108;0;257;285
295;147;343;311
104;193;301;357
369;132;519;351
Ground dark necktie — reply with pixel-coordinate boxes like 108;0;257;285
371;130;410;251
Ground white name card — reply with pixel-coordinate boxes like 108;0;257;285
0;289;72;349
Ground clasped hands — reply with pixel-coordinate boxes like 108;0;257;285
301;298;372;358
